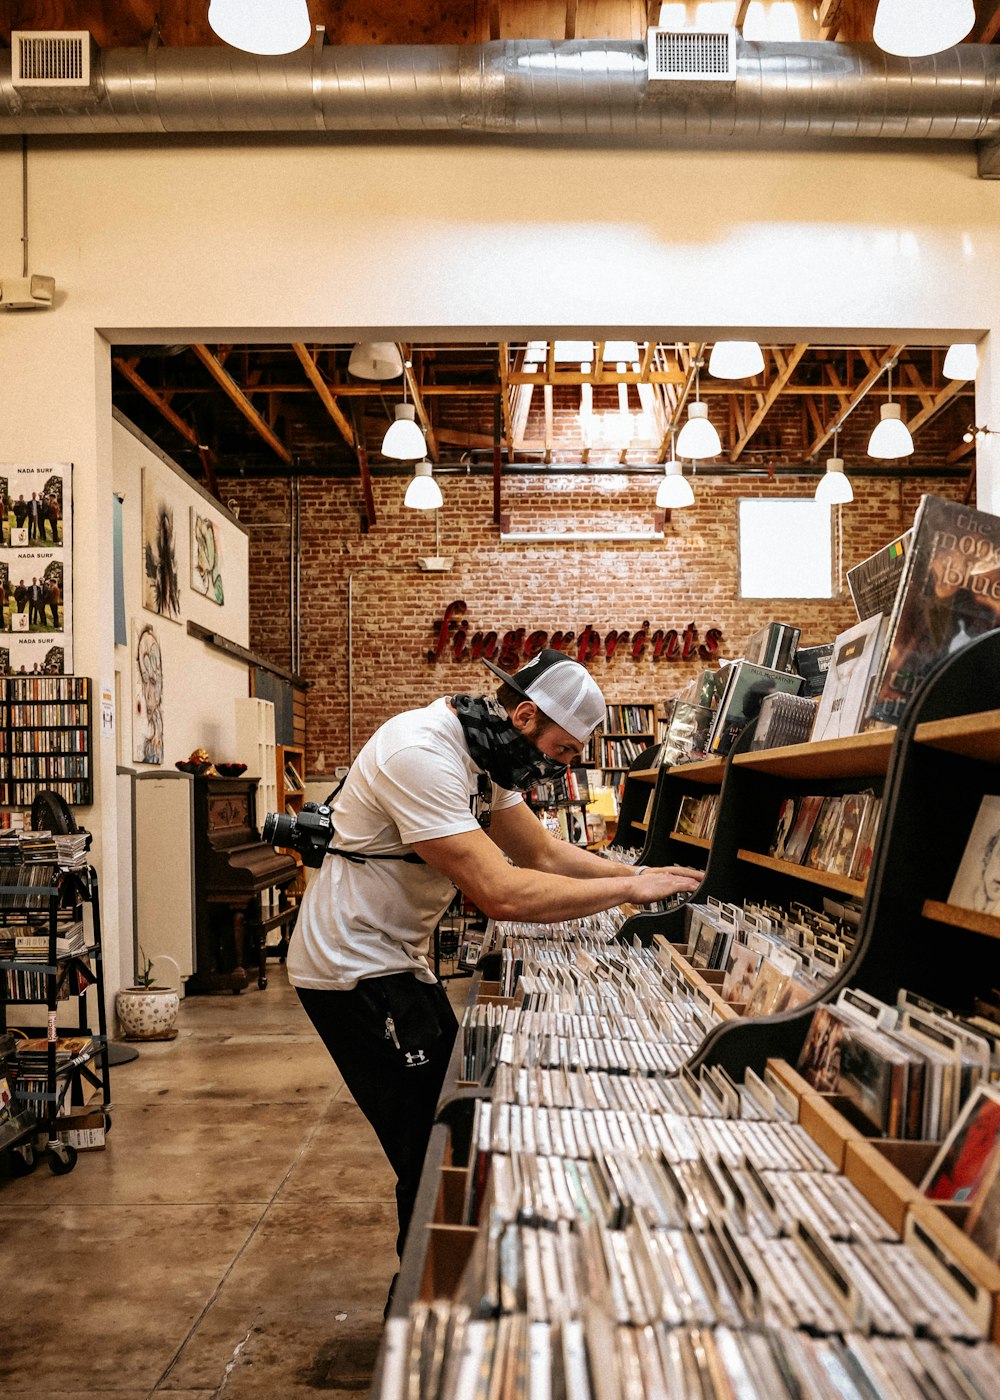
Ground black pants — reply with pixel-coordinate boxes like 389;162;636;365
296;973;458;1257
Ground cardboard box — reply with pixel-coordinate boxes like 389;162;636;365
55;1105;106;1152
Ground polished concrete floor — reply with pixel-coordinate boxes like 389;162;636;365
0;964;467;1399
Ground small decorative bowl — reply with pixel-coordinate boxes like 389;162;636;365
215;762;248;778
175;760;212;776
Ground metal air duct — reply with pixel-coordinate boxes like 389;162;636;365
1;38;999;175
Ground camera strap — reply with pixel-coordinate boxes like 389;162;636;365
322;773;426;865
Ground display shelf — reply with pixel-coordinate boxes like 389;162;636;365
921;899;1000;942
731;727;894;780
671;831;710;850
736;847;867;898
276;743;305;816
913;707;1000;762
0;675;92;806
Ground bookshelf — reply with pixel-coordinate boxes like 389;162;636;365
0;675;92;807
276;743;305;817
596;701;656;792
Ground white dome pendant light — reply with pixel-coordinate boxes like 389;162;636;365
208;0;312;55
815;433;853;506
708;340;765;380
873;0;974;57
867;364;914;459
404;461;443;510
943;343;979;381
382;362;426;460
656;434;695;509
348;342;404;380
676;365;721;460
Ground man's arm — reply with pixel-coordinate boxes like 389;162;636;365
410;816;701;924
486;798;703;882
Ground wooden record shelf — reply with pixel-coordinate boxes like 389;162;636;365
671;831;711;850
736;848;866;899
732;728;894;780
668;756;727;786
922;899;1000;943
913;707;1000;762
630;768;659;785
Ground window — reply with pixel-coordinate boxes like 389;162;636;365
739;498;834;599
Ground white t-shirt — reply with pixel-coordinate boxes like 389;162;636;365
286;697;523;990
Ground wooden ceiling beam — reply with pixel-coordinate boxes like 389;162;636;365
292;343;354;448
734;0;752;31
401;345;440;461
657;341;702;462
113;357;201;448
905;376;967;436
977;5;1000;44
730;344;808;461
543;384;554;464
806;343;906;459
190;343;292;463
498;343;515;459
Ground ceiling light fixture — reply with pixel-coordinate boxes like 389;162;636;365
207;0;312;55
867;364;914;459
942;342;979;381
348;342;404;380
873;0;974;57
403;461;442;510
656;458;695;510
708;340;765;380
675;365;721;459
962;425;999;444
383;403;426;460
815;433;853;506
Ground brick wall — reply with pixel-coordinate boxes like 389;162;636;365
230;463;968;775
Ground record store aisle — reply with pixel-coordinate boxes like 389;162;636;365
0;966;441;1399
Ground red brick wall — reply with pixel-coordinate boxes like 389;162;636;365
231;467;968;775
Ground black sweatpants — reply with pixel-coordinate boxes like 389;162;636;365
296;972;458;1257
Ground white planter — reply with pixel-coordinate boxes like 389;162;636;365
116;984;180;1040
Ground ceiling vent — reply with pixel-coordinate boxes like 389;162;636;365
647;28;737;82
11;32;93;88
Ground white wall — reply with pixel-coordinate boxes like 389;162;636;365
1;132;998;1006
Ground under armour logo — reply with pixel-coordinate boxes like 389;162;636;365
404;1049;428;1067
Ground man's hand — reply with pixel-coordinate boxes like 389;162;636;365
628;864;703;905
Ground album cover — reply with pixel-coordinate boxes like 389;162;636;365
721;942;762;1006
868;496;1000;727
741;620;801;673
803;796;848;873
967;1138;1000;1261
781;795;825;865
797;1004;849;1093
837;1027;909;1137
847;528;911;622
744;958;789;1018
794;642;835;698
921;1084;1000;1203
810;614;887;744
707;660;804;757
769;797;800;859
826;793;872;880
947;794;1000;917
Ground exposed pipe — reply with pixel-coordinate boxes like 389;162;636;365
2;40;1000;149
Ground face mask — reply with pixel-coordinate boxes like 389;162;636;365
451;693;568;791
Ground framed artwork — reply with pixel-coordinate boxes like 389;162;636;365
132;618;164;764
0;462;73;674
190;509;224;605
142;469;182;623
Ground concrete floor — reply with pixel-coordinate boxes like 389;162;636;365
0;964;466;1399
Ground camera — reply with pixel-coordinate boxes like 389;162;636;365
262;802;333;868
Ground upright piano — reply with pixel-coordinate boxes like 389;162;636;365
186;775;298;994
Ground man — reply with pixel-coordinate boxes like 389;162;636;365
286;649;701;1276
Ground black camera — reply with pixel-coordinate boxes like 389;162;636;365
262;802;333;868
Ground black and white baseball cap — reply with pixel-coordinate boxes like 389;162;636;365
483;649;605;742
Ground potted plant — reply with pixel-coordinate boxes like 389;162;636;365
116;948;181;1041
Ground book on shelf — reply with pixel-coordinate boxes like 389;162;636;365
741;620;801;673
847;528;912;622
707;660;803;756
283;761;304;791
946;794;1000;917
868;495;1000;727
810;613;887;744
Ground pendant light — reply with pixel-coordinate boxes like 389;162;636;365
675;367;721;459
708;340;765;380
348;342;404;380
815;434;853;506
873;0;974;57
655;453;695;509
208;0;312;55
867;364;914;459
943;343;979;381
404;461;443;510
